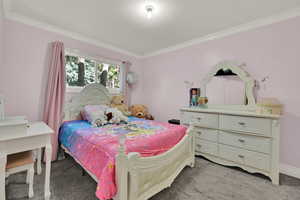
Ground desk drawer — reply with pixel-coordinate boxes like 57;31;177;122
219;144;270;171
182;112;219;128
220;115;271;136
195;139;218;156
195;127;218;142
219;131;271;154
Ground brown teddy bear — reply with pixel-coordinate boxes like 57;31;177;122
130;104;154;120
110;95;131;116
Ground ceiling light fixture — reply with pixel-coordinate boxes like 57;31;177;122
145;4;154;19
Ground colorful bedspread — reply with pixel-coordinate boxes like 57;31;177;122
59;117;187;200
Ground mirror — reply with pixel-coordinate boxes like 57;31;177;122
201;61;255;106
206;76;246;105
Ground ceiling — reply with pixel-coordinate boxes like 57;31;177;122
5;0;300;56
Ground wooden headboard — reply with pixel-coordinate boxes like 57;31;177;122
64;83;111;121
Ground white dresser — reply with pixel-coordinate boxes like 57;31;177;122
180;106;280;184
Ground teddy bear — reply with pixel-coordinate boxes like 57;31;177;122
130;104;154;120
110;95;131;116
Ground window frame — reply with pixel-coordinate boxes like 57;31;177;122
65;50;124;95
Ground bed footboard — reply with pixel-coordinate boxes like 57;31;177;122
115;124;196;200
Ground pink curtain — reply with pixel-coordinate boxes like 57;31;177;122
122;61;131;105
43;41;66;161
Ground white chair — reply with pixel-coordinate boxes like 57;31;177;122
6;151;35;198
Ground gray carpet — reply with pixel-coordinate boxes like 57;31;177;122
6;157;300;200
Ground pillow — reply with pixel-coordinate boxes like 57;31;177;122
82;105;109;122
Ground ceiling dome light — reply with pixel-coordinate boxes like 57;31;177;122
145;5;154;19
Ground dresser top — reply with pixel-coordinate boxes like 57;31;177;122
0;121;53;141
27;122;54;136
180;106;280;119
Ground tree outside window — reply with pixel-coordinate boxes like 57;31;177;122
65;54;121;90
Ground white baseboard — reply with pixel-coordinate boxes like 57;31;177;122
280;163;300;179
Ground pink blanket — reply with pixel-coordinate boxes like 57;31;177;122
59;117;187;199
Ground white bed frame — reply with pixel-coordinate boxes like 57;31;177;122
63;83;196;200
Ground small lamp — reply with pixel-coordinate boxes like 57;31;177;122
127;72;138;85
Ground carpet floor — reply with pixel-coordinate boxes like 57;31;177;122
6;156;300;200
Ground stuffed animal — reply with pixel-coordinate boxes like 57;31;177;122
90;110;108;127
110;95;131;116
130;104;154;120
105;108;128;124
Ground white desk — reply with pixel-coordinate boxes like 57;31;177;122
0;122;53;200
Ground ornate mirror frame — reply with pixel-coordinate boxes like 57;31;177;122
201;61;256;105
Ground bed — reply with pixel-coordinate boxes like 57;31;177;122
60;83;196;200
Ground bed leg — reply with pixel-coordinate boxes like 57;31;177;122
189;160;195;168
115;135;128;200
58;144;66;160
81;168;86;176
187;123;196;168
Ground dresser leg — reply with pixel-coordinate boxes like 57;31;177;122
271;174;279;185
28;166;34;198
44;144;52;200
26;169;30;184
37;148;42;175
0;152;7;200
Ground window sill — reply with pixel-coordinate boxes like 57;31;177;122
66;86;122;95
66;86;83;93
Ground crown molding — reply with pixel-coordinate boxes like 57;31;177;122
142;7;300;58
3;0;300;59
2;0;141;58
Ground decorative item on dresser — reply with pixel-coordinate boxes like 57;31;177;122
181;61;281;185
256;98;283;115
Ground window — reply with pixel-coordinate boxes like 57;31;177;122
65;53;122;94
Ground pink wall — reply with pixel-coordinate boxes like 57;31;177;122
0;0;3;70
137;17;300;168
1;14;300;168
0;19;141;121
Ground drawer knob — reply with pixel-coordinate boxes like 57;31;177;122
238;155;245;159
238;122;246;126
197;131;202;135
196;117;202;121
238;139;245;143
196;144;202;148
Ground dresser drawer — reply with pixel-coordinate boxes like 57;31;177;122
219;131;271;154
220;115;271;136
195;139;218;156
194;128;218;142
219;144;270;171
181;111;219;128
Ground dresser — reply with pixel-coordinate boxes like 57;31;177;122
180;106;280;184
